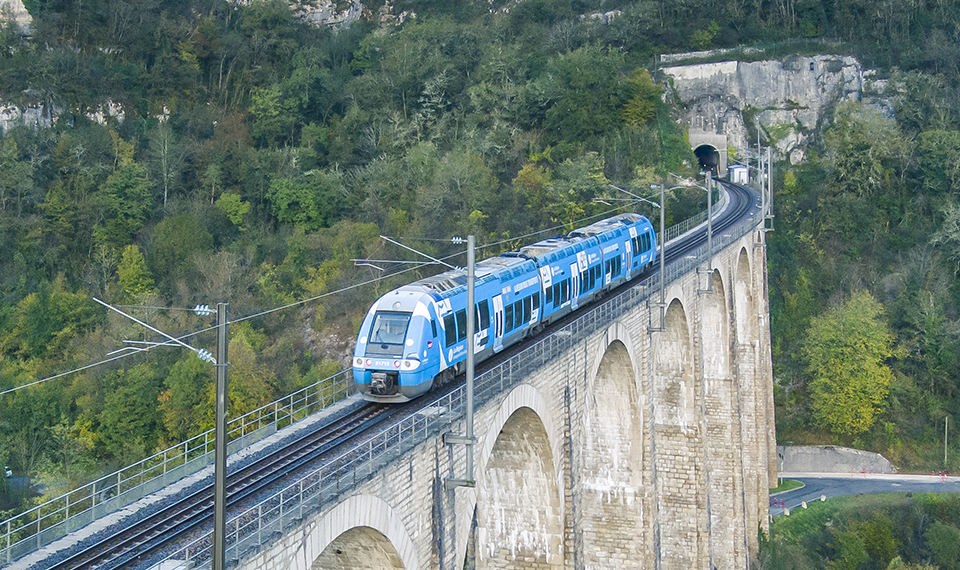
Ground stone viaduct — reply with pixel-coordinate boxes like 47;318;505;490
231;206;775;570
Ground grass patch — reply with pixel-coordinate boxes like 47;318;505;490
770;479;804;494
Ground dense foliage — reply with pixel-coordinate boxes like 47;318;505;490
759;493;960;570
770;83;960;471
0;0;694;519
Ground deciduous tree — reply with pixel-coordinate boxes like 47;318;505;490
801;290;896;436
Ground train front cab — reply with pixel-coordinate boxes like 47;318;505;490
353;288;442;403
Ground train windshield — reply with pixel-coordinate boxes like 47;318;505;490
366;312;412;357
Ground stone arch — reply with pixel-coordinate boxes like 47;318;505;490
474;385;564;568
579;324;648;568
306;495;418;570
733;247;763;556
654;299;696;431
700;269;746;569
701;270;731;382
734;248;756;343
653;298;703;569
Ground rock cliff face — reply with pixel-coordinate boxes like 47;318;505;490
662;55;883;164
288;0;366;27
0;0;31;31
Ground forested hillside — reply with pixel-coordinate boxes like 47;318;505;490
2;0;960;523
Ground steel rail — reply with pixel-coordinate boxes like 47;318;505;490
44;403;397;570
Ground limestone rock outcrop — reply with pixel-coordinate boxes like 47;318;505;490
0;0;31;31
662;55;882;164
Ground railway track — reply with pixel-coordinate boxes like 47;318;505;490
37;182;759;570
46;403;399;570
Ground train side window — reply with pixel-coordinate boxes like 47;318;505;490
444;314;456;346
478;300;490;330
455;309;467;341
523;297;532;323
533;293;540;311
545;285;553;305
505;304;515;333
553;283;561;307
513;301;523;326
589;266;596;289
431;320;437;338
561;279;569;302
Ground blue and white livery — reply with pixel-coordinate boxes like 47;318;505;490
353;213;657;402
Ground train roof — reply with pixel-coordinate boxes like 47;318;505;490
388;213;650;300
503;213;646;261
568;213;644;238
401;255;530;295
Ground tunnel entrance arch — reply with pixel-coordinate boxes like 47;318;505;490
694;144;721;176
688;130;728;177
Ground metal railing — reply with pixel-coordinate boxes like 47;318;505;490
1;371;356;565
152;191;762;570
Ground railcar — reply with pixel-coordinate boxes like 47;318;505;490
353;213;657;402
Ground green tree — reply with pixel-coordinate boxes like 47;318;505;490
2;278;101;361
822;101;911;200
93;162;153;251
99;364;162;462
535;45;628;143
159;357;212;443
924;522;960;570
931;202;960;274
0;138;35;218
266;170;344;231
149;214;214;290
621;68;662;127
860;515;898;567
801;291;897;436
826;527;868;570
116;245;156;300
216;192;251;230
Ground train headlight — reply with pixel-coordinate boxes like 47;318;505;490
402;358;421;370
354;357;363;367
393;360;401;368
365;359;372;367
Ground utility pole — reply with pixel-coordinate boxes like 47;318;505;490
945;416;949;470
445;236;476;489
212;303;229;570
657;182;666;330
91;298;228;568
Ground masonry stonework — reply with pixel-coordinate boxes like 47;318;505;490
239;230;773;570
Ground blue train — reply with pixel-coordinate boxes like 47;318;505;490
352;213;658;402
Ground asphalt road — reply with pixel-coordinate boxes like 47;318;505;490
770;473;960;517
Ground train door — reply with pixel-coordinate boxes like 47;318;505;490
623;234;633;280
570;262;580;310
492;294;504;352
628;227;638;277
538;265;552;320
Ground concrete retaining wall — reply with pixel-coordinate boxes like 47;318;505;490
779;446;895;474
